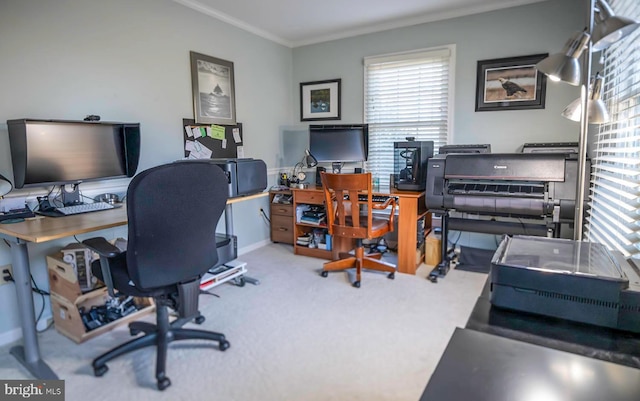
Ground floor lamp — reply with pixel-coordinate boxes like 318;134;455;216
535;0;639;241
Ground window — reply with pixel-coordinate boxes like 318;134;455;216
364;46;454;183
585;0;640;258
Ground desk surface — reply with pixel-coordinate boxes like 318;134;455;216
420;327;640;401
0;207;128;243
0;192;269;244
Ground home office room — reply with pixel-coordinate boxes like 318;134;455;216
1;0;639;400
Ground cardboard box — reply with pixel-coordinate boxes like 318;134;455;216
425;231;442;266
51;288;153;343
47;253;154;343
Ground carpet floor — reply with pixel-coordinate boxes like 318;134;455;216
0;243;487;401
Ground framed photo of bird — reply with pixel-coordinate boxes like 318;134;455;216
475;53;548;112
190;51;237;125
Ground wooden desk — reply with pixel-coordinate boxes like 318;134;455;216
291;186;429;275
0;207;128;379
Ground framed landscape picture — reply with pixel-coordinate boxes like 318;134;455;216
190;51;236;125
475;53;548;112
300;79;341;121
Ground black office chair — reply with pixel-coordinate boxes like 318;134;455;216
82;160;230;391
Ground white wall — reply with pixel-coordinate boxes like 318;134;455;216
0;0;290;339
0;0;585;341
292;0;585;152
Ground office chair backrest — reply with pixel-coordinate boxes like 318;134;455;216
126;161;229;289
321;172;373;239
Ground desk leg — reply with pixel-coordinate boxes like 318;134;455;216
8;240;58;379
224;204;260;286
397;196;418;275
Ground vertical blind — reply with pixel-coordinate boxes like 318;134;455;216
585;0;640;257
364;47;454;183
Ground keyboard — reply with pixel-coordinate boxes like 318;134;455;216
55;202;115;215
344;194;393;203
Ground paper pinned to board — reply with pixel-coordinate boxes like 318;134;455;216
222;138;227;149
237;145;245;158
185;126;194;137
185;140;213;159
210;125;226;140
232;128;242;143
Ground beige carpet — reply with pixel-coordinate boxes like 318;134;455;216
0;243;487;401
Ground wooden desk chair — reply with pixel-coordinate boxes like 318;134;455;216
319;172;397;288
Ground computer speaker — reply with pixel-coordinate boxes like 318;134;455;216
315;166;326;186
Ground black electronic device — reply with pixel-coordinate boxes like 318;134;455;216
309;124;368;163
315;166;326;186
490;235;640;333
521;142;579;153
439;144;491;154
7;119;140;206
393;138;433;191
206;158;267;198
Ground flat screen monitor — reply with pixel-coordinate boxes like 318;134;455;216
7;119;141;193
309;124;368;162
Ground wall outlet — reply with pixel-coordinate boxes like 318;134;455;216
0;264;13;286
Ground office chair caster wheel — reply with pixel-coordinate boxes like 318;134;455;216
219;340;231;351
157;377;171;391
94;364;108;377
233;277;246;287
352;281;361;288
428;275;438;283
320;271;328;277
194;315;206;324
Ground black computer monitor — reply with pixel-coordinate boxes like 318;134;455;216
7;119;140;205
309;124;368;163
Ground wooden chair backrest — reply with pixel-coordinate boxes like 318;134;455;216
320;172;373;239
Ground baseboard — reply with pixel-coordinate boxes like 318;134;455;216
0;327;22;348
239;239;270;256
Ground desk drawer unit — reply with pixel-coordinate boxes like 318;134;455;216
270;190;294;244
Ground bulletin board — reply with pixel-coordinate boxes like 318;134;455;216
182;118;244;159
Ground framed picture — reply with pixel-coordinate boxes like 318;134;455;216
190;51;236;125
300;79;341;121
475;53;548;112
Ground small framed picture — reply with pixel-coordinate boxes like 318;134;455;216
300;79;341;121
190;51;237;125
475;53;548;112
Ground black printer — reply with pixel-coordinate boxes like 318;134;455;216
208;158;267;198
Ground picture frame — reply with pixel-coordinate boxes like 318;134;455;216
475;53;548;112
190;51;236;125
300;79;341;121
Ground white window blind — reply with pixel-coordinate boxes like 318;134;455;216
364;46;454;183
585;0;640;257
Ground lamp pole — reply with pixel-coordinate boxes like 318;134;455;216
574;0;595;241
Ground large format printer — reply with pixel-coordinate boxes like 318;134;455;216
425;152;589;277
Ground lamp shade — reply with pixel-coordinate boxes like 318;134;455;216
0;174;13;197
303;149;318;168
592;0;640;52
562;73;610;124
535;30;591;86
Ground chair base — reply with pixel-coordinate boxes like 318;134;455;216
320;246;396;287
92;304;228;391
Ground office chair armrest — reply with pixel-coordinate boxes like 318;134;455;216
82;237;122;297
371;198;396;228
82;237;122;258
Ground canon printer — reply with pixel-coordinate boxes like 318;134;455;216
208;158;267;198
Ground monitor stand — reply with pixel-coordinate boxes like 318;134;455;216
61;183;82;206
